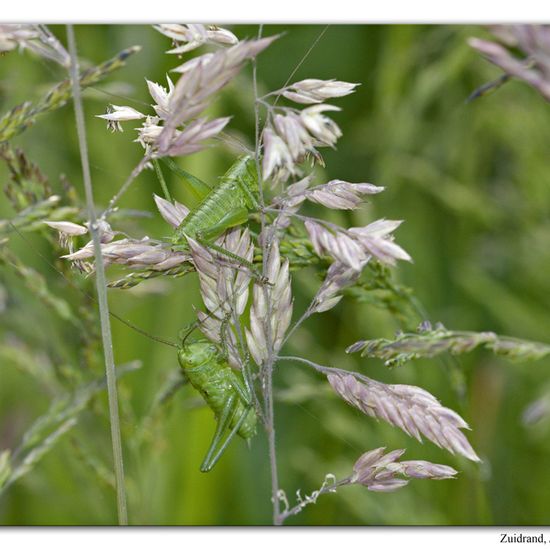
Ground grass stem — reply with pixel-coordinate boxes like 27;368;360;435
66;25;128;525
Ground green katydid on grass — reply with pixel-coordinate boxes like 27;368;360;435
135;153;268;471
155;154;264;472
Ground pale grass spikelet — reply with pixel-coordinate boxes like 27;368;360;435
262;127;297;181
62;236;189;271
348;219;412;265
154;24;238;54
269;177;311;230
171;53;214;76
0;24;70;67
217;229;255;317
299;104;342;148
272;113;315;162
45;219;114;261
0;24;39;52
305;180;384;210
146;77;175;120
262;105;346;183
196;309;243;371
246;241;293;366
350;447;457;492
305;218;411;270
158;36;277;153
44;220;88;253
394;460;458;480
84;219;115;244
309;261;362;314
160;116;231;157
205;26;239;46
97;105;145;123
44;220;88;237
135;116;166;147
327;372;480;462
283;79;360;104
153;193;189;228
305;220;368;272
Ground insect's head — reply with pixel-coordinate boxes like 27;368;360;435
178;339;219;371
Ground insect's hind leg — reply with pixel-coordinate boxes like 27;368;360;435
200;397;253;473
200;370;254;472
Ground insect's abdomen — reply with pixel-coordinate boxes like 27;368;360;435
179;346;257;440
173;155;258;245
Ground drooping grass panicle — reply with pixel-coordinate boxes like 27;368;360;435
96;32;276;161
0;243;79;325
347;324;550;366
260;77;358;184
327;371;480;462
469;25;550;102
259;76;359;182
0;45;141;144
277;445;456;522
0;362;140;495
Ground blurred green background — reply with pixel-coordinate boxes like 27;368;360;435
2;24;550;525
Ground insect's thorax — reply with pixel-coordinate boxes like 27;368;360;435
172;155;258;244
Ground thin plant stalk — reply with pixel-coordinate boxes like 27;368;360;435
252;24;282;526
153;159;172;202
66;25;128;525
102;154;150;220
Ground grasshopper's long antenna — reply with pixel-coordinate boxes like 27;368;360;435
6;221;178;349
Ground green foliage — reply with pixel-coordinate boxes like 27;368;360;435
2;24;550;526
0;361;139;496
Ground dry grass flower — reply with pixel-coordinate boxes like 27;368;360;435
327;371;480;462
